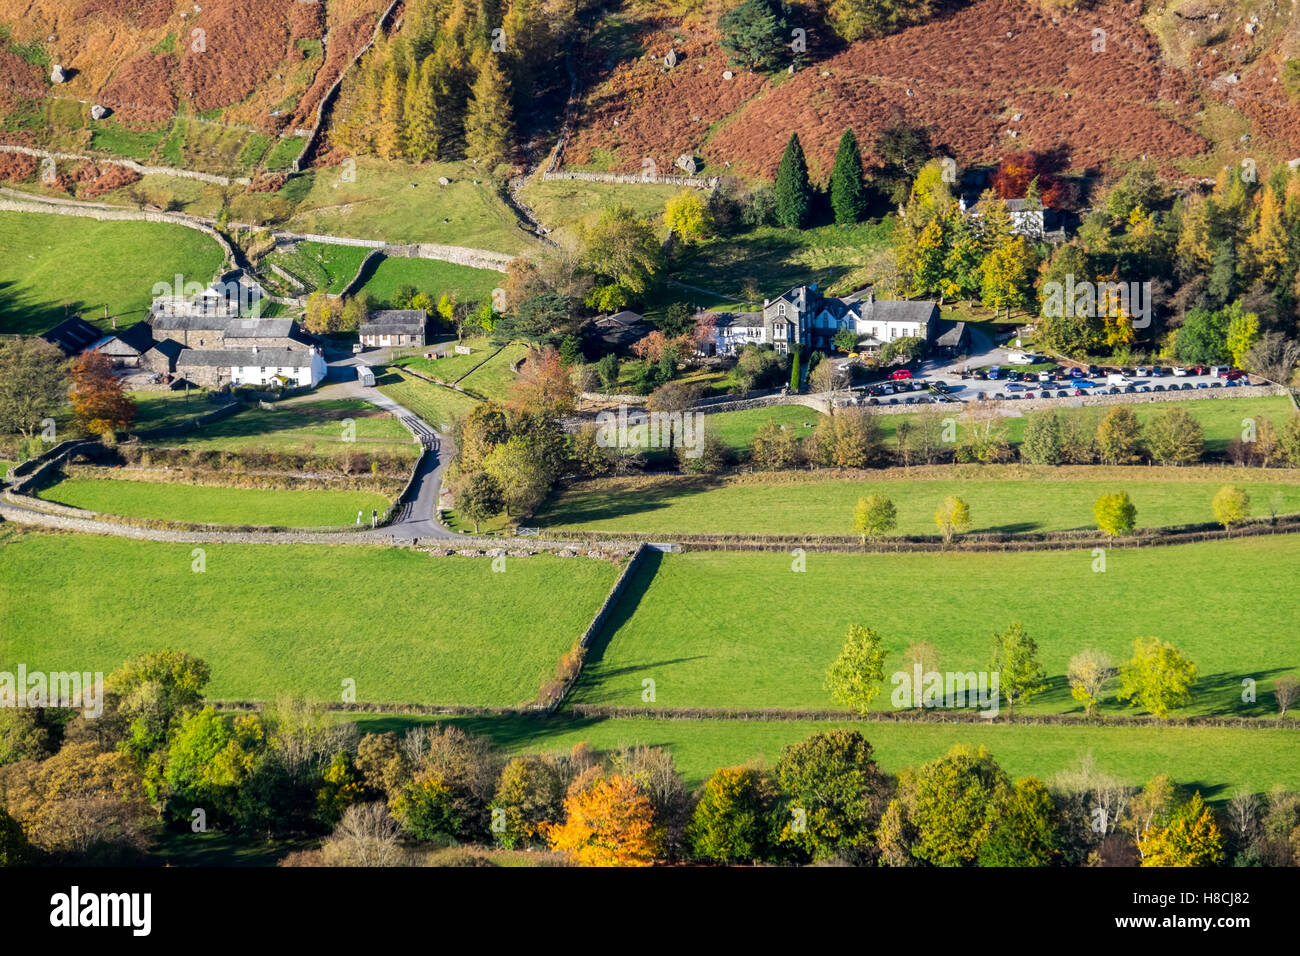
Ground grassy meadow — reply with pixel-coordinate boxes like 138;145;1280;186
534;465;1300;536
0;211;227;334
0;531;621;707
567;538;1300;717
35;477;391;528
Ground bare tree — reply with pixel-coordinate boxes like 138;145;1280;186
320;803;410;867
1225;791;1262;852
1275;675;1299;718
1244;332;1300;385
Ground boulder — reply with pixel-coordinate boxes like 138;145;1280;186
437;176;450;185
50;64;66;84
665;48;677;68
722;70;733;80
90;104;110;120
675;153;698;175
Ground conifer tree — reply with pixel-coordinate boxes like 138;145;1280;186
465;53;515;168
375;62;405;160
404;56;441;161
774;132;812;229
829;128;867;225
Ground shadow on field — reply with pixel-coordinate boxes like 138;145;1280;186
541;476;725;526
569;548;706;704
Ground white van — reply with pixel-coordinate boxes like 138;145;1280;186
1106;373;1131;387
1006;351;1036;365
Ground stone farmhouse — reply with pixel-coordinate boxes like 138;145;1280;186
359;310;427;348
704;286;939;357
168;346;328;389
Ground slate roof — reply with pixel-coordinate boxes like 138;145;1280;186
176;348;316;368
41;316;101;355
360;310;426;335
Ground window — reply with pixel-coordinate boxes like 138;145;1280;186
778;304;786;316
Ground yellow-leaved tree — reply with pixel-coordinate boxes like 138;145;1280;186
547;775;662;866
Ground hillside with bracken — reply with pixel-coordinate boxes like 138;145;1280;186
0;0;390;159
558;0;1300;185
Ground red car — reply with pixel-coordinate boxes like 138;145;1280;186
1223;368;1246;381
890;368;913;381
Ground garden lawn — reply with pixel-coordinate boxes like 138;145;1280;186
394;335;497;381
349;714;1300;795
0;532;622;706
567;537;1300;717
0;211;227;334
138;398;419;459
533;465;1300;536
36;477;391;528
702;405;824;455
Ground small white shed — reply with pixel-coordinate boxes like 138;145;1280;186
357;366;375;387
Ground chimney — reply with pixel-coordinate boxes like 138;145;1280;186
252;345;258;354
868;290;874;304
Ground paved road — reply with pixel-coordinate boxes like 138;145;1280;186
319;357;467;541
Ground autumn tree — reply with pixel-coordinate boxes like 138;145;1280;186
1137;792;1224;867
107;649;211;768
548;774;662;866
826;624;888;715
0;337;67;440
491;753;568;849
1096;406;1143;465
664;189;712;242
989;621;1047;717
1212;484;1251;530
580;204;663;310
934;495;971;544
1144;407;1204;465
506;345;577;418
749;419;803;469
69;351;135;437
465;53;514;169
687;766;778;864
1068;648;1117;717
1274;675;1299;718
853;493;897;544
1117;637;1198;719
1094;491;1137;537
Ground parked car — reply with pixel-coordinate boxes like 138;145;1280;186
1223;368;1246;381
1136;366;1149;377
1037;371;1052;383
1172;366;1187;376
890;368;913;380
1149;366;1165;377
987;366;1001;380
1006;382;1026;392
1006;351;1036;365
1074;380;1099;389
352;343;365;355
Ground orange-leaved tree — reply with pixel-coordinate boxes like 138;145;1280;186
70;351;135;437
547;774;662;866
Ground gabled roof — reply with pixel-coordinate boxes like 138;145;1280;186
176;347;317;368
712;311;763;329
361;310;426;335
860;299;938;326
596;310;645;327
223;318;299;339
934;320;969;347
41;316;101;355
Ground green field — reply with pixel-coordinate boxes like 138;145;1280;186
130;390;226;433
0;532;621;706
359;256;502;308
535;465;1300;536
36;477;391;528
568;538;1300;717
517;178;681;245
703;405;825;454
263;241;370;295
281;158;536;253
139;398;419;459
986;395;1298;454
352;713;1300;795
394;335;498;381
456;342;528;400
377;368;480;431
0;211;227;334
